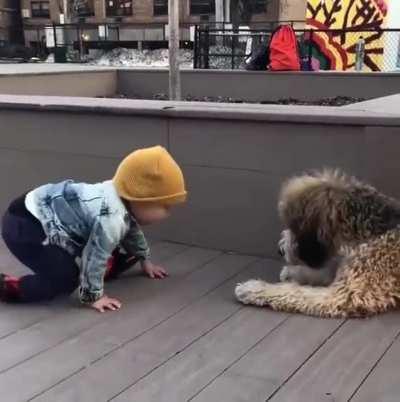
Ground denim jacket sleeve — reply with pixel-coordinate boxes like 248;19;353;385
79;214;125;304
121;222;150;261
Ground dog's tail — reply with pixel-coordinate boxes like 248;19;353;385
235;279;395;318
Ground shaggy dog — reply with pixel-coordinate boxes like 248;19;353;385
235;170;400;318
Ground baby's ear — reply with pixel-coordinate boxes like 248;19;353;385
296;230;330;269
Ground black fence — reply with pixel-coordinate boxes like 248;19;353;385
23;21;303;63
23;23;122;62
23;21;197;62
194;26;400;72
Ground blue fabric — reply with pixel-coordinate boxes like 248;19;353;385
2;206;79;302
24;180;149;302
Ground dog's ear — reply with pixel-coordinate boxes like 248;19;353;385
296;230;330;269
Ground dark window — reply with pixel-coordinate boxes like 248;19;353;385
72;0;95;17
254;0;267;14
106;0;133;16
153;0;168;16
31;1;50;18
190;0;214;15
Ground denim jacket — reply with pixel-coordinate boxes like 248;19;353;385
25;180;150;303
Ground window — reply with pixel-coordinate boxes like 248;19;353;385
254;0;267;14
190;0;214;15
31;1;50;18
154;0;167;16
72;0;95;17
106;0;133;16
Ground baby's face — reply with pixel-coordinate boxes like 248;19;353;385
129;202;172;226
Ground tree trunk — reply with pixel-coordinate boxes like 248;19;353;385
63;0;69;22
215;0;224;23
168;0;181;100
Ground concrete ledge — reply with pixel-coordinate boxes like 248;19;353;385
0;67;399;256
0;93;400;257
118;69;400;101
0;94;400;126
344;93;400;114
0;70;117;97
0;66;399;101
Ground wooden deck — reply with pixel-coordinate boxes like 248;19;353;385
0;240;399;402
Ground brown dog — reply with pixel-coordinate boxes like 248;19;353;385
235;170;400;318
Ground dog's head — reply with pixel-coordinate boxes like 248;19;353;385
277;171;344;269
278;228;330;268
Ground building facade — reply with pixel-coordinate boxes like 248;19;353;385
19;0;308;50
0;0;23;42
20;0;281;25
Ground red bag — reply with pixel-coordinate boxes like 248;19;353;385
269;25;301;71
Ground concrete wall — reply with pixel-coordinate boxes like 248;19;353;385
0;94;399;257
2;69;400;101
0;70;116;96
118;70;400;101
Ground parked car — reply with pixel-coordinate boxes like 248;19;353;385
0;41;35;63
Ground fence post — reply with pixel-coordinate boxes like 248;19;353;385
355;36;365;71
308;29;313;71
193;25;198;69
36;27;40;58
205;26;209;69
78;24;84;62
231;30;235;69
53;24;57;49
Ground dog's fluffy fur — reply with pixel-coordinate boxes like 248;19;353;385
235;170;400;318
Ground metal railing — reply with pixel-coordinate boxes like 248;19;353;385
194;26;400;72
23;21;198;62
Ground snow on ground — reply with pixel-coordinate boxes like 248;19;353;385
87;46;241;69
89;48;194;68
43;45;246;69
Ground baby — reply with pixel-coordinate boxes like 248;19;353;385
0;146;186;312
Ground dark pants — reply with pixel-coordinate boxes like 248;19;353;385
1;195;80;302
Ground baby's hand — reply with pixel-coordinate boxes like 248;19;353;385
91;295;122;313
141;260;169;279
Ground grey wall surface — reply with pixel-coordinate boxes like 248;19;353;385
0;71;116;97
118;70;400;102
1;68;400;103
0;95;399;257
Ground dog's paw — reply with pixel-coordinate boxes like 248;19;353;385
279;266;292;282
235;279;269;306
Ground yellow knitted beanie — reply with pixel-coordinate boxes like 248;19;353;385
113;146;187;205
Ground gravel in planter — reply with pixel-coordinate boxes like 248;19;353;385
103;94;364;106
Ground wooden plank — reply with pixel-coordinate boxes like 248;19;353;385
267;312;400;402
0;305;55;339
0;252;256;402
190;315;343;402
0;241;185;340
0;237;63;338
110;300;286;400
0;245;215;374
350;331;400;402
33;258;280;402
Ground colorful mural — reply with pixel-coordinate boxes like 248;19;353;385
306;0;388;71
